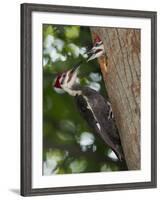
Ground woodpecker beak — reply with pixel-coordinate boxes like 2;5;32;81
70;61;82;75
70;61;82;76
86;48;94;55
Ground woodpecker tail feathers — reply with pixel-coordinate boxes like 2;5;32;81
113;144;125;162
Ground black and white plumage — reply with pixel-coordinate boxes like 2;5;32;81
53;62;124;161
75;87;123;161
86;33;105;62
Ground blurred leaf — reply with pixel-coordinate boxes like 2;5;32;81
100;163;112;172
59;120;76;133
67;43;80;57
56;131;75;144
68;157;88;173
43;149;68;175
43;25;54;38
65;26;80;39
54;167;66;174
46;149;67;163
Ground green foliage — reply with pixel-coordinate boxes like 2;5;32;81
64;26;80;39
43;25;55;38
43;24;127;175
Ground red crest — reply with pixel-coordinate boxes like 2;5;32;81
54;75;62;88
93;33;102;43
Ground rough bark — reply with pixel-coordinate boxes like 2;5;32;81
90;28;140;170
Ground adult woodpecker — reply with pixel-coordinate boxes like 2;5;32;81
86;33;105;62
53;62;124;161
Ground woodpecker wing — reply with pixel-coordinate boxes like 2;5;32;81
75;87;123;160
75;94;101;132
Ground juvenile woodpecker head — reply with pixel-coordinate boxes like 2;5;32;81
93;33;102;46
87;33;104;62
53;61;82;95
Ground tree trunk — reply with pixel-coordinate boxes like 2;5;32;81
90;27;140;170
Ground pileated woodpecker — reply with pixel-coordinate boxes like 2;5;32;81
86;33;104;62
53;62;124;161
